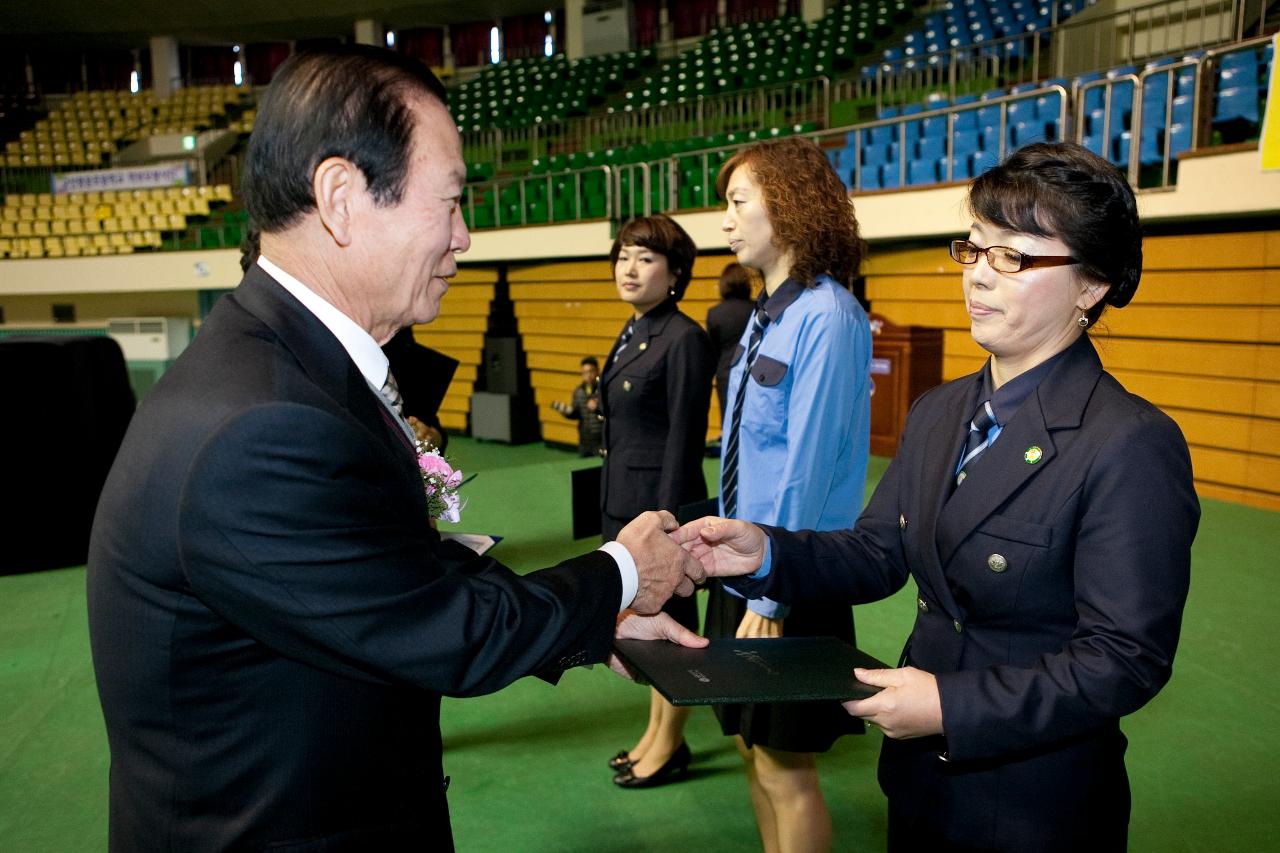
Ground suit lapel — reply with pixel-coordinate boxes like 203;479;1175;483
913;376;980;616
935;336;1103;567
232;266;415;467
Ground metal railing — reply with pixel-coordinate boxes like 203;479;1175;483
842;0;1257;113
463;75;831;168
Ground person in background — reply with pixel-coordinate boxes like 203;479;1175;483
552;355;604;457
601;214;715;789
705;261;755;420
710;136;873;853
678;142;1199;852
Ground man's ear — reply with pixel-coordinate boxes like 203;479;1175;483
313;156;358;247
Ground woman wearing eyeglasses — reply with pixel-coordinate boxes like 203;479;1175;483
675;142;1199;851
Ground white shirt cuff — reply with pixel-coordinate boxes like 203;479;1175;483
599;540;638;612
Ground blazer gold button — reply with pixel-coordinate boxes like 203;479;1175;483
623;380;632;392
899;514;907;530
953;620;963;634
638;342;648;351
987;553;1008;573
917;597;929;613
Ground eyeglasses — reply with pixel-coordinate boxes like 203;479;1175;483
949;239;1078;274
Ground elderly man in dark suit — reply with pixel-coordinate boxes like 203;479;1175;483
86;45;705;853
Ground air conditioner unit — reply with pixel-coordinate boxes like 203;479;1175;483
106;316;191;360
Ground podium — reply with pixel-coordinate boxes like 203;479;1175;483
869;314;943;457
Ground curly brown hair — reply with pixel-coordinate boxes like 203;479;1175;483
715;137;864;288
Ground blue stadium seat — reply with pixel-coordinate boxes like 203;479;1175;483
916;135;947;160
976;103;1002;128
1214;86;1260;126
1171;94;1193;126
951;154;973;181
859;163;882;190
1082;131;1107;158
1167;122;1193;160
954;107;979;131
970;149;998;177
1036;92;1064;121
922;114;949;137
863;142;894;168
907;158;937;186
953;128;981;160
1085;108;1106;135
879;163;901;190
1114;132;1131;166
980;125;1002;154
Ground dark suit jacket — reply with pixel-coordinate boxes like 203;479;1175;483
599;300;713;538
729;334;1198;851
706;296;755;416
86;265;621;852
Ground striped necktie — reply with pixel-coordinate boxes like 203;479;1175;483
611;321;636;365
381;369;405;417
955;399;997;486
721;304;772;518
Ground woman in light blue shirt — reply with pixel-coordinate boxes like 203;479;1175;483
709;137;873;852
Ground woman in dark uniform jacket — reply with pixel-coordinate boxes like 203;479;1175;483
600;214;714;788
678;142;1199;851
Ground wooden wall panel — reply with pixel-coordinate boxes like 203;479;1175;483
510;257;730;447
865;229;1280;511
411;268;496;433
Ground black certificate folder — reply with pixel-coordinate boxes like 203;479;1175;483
612;637;889;706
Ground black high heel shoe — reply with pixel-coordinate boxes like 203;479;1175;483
612;742;691;789
607;750;632;771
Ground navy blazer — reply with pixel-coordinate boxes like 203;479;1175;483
599;300;713;532
729;334;1198;850
87;266;620;852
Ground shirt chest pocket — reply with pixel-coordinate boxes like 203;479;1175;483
740;354;789;435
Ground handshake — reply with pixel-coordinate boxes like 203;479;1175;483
615;511;766;614
611;511;769;668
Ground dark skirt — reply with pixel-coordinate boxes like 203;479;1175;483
602;512;699;632
704;580;864;752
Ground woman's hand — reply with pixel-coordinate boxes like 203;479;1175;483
735;609;783;639
843;666;944;740
670;516;767;577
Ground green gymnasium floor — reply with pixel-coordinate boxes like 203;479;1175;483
2;438;1278;851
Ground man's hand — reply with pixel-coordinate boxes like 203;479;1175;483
616;510;707;614
736;609;783;639
842;666;944;740
671;516;768;577
608;609;709;678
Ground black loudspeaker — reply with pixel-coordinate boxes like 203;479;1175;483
571;465;603;540
470;391;540;444
483;337;521;395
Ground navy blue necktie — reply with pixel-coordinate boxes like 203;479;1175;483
721;303;772;518
956;399;996;486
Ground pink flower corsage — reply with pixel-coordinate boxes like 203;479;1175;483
415;440;465;523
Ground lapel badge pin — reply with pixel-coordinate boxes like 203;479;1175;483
638;341;648;351
1024;445;1043;464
